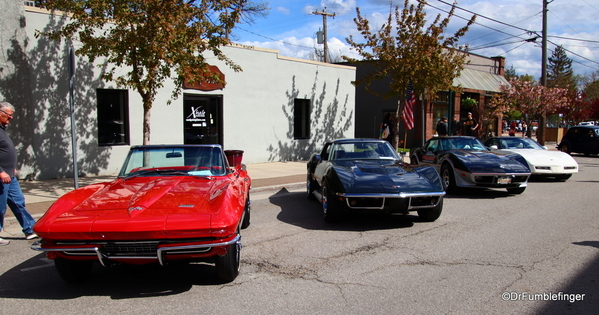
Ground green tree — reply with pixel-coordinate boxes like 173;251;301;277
344;0;475;148
37;0;268;144
547;45;577;92
505;65;534;82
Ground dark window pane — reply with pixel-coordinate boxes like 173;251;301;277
294;99;310;139
97;89;129;146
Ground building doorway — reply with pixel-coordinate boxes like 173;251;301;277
183;95;223;145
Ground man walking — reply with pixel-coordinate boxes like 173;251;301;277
0;101;37;245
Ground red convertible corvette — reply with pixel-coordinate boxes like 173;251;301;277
31;145;251;283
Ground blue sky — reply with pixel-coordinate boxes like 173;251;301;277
231;0;599;81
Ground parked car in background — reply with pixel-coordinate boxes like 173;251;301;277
307;139;445;223
557;125;599;155
32;144;251;283
485;137;578;181
410;136;531;194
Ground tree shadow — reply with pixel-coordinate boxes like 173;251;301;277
0;11;111;181
267;72;353;162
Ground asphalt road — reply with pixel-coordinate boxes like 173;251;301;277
1;155;598;315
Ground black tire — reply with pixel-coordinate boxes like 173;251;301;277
507;187;526;194
322;181;342;223
559;142;571;154
555;174;572;181
240;193;251;229
54;258;93;283
215;241;241;282
410;155;419;165
417;198;443;222
307;172;316;200
441;164;456;193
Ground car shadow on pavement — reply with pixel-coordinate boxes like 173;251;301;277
442;188;523;199
269;189;421;231
0;253;230;300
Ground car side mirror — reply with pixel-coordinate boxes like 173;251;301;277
489;145;498;150
314;154;322;163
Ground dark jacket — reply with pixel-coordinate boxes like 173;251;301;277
0;125;17;177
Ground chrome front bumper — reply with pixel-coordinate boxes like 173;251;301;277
31;234;241;267
337;191;445;210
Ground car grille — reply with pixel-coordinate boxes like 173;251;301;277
103;241;159;256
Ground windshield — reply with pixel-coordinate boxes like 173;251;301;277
330;141;399;160
439;138;486;151
496;138;544;150
118;146;226;177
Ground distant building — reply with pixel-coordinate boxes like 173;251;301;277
1;3;356;180
348;54;509;148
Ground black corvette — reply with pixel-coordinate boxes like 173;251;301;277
307;139;445;223
410;136;531;194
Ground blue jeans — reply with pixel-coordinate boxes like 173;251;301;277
0;177;36;234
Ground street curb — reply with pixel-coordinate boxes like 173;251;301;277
251;182;305;195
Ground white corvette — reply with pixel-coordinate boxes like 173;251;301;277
485;137;578;180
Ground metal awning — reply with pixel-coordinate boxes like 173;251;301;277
453;68;510;93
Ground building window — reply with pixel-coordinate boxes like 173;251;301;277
97;89;129;146
294;99;311;139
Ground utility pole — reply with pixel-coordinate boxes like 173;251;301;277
538;0;549;145
313;8;335;63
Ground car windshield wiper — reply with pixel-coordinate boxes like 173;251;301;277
123;169;205;180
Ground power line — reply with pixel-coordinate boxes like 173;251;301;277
233;27;315;50
434;0;541;35
548;40;599;67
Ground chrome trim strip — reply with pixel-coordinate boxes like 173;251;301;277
156;235;240;266
338;191;446;198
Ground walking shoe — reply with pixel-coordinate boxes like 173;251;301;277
0;237;9;245
25;233;38;240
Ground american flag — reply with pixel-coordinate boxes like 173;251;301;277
403;80;415;130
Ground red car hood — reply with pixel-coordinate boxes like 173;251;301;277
34;176;235;240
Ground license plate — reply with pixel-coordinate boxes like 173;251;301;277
497;176;512;184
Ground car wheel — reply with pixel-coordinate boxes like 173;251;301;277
555;174;572;181
441;164;456;193
559;142;571;154
215;241;241;282
307;172;316;200
240;193;251;229
417;197;443;222
54;258;93;283
322;181;342;223
410;155;419;165
507;187;526;194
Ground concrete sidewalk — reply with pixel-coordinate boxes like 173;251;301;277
1;161;307;238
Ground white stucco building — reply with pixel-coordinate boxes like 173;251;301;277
0;3;356;180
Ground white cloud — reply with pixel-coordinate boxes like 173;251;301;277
277;6;290;15
236;0;599;79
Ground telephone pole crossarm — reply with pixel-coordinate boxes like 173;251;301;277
312;8;336;63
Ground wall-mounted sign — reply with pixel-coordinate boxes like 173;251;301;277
183;65;225;91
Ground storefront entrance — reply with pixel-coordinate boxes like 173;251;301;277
183;95;223;145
